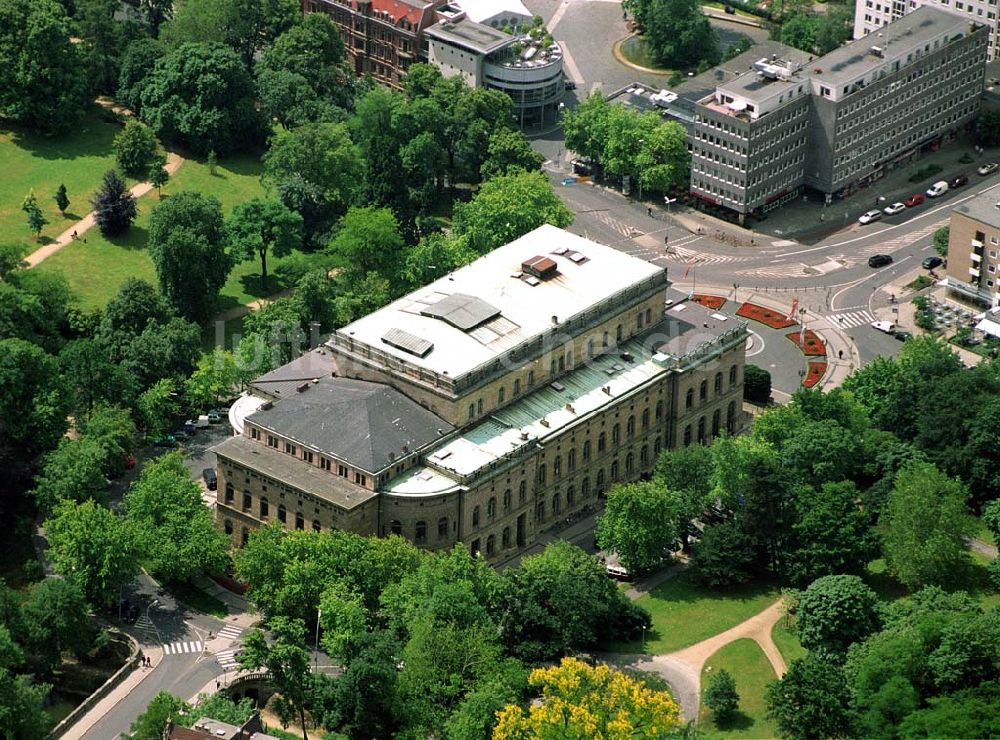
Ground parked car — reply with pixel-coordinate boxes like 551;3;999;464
978;162;999;175
949;175;969;189
202;468;218;490
172;429;189;440
883;202;906;215
893;330;913;342
605;563;630;581
858;210;882;224
186;416;210;429
871;320;896;333
922;255;944;269
868;254;893;268
926;180;949;197
150;435;177;448
903;193;926;207
206;411;222;424
724;3;736;12
564;79;577;90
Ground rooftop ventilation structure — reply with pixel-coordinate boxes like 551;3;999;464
382;328;434;357
420;293;500;330
521;255;558;280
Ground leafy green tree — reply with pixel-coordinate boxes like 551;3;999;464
21;191;47;240
238;617;313;740
654;443;714;521
897;680;1000;738
350;86;409;214
73;0;134;96
642;0;719;67
328;206;405;283
115;120;158;178
80;403;138;475
0;0;89;132
20;577;97;670
480;128;544;179
795;575;881;655
330;271;392;327
149;152;169;197
124;452;230;582
184;694;255;728
597;481;684;574
562;91;612;165
983;498;1000;542
443;660;528;740
46;498;140;606
185;349;240;412
882;462;974;589
815;5;852;53
91;170;137;237
226;198;303;291
122;316;201;393
0;669;52;739
0;242;27;279
59;338;136;413
704;668;739;724
98;278;173;352
54;184;70;216
974;109;1000;147
743;364;771;403
0;338;70;468
148;191;232;323
235;296;306;377
453;170;573;254
318;582;368;663
400;233;476;290
637;119;690;193
766;653;854;739
140;42;262;155
31;437;109;512
773;12;819;52
690;519;757;587
125;691;189;740
137;377;179;435
116;36;165;114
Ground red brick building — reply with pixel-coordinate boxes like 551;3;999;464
302;0;447;89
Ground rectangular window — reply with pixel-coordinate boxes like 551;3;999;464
354;472;367;486
338;464;348;477
242;492;251;511
284;442;296;455
303;450;313;463
320;458;331;471
267;435;277;448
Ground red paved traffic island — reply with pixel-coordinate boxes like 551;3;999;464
804;361;828;387
691;294;726;310
735;302;797;329
785;329;826;356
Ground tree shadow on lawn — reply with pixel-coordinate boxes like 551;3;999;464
712;709;754;733
106;223;149;251
2;108;118;161
238;271;292;300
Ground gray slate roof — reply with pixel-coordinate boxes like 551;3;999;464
246;377;453;473
250;347;339;400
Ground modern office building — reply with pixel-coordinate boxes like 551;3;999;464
690;7;986;221
854;0;1000;61
213;226;749;561
945;191;1000;306
426;15;564;128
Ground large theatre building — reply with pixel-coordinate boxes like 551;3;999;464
213;225;748;562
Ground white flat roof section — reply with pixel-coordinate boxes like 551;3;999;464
335;225;666;379
456;0;532;24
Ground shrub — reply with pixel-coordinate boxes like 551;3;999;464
114;120;158;179
705;668;739;723
743;364;771;404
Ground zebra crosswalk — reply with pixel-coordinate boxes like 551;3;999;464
215;648;240;670
132;614;160;644
217;624;243;641
827;309;877;328
163;640;204;656
663;244;749;266
594;211;643;239
851;219;948;258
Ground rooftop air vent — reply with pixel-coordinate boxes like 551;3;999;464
521;255;558;279
382;328;434;357
870;45;884;57
296;382;310;393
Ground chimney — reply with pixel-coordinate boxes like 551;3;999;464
551;315;559;325
539;418;550;427
565;403;575;413
602;386;612;395
520;430;529;440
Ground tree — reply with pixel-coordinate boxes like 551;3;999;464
318;582;369;663
149;152;169;197
704;668;739;725
766;653;854;739
235;296;306;377
562;91;612;165
815;5;852;54
99;278;173;348
31;437;110;512
0;338;70;467
882;462;974;589
54;184;70;216
493;657;680;738
124;452;230;582
238;617;313;740
184;694;255;728
46;498;140;606
480;128;544;179
137;378;179;435
597;481;684;574
21;191;47;240
116;36;165;114
690;519;757;587
20;577;97;670
743;364;771;403
185;349;240;412
115;119;158;179
453;170;573;254
139;42;263;155
0;669;52;739
400;233;476;290
226;198;303;291
795;575;881;655
0;0;90;133
974;109;1000;147
122;316;201;391
636;119;690;193
327;206;404;283
148;191;232;323
642;0;719;68
125;691;189;740
0;242;27;279
443;660;527;740
774;12;819;53
80;403;139;475
897;680;1000;738
91;170;137;237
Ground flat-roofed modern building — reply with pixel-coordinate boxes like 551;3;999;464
854;0;1000;61
214;225;749;560
945;191;1000;306
691;7;986;221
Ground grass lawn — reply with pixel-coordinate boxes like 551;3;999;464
0;110;123;246
35;154;276;314
770;617;806;666
699;638;777;739
608;571;780;654
162;580;228;618
975;520;996;548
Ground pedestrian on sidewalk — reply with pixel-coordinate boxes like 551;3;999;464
647;207;653;217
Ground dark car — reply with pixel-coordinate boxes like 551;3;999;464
903;193;925;207
202;468;218;490
868;254;893;268
949;175;969;189
724;3;736;12
922;255;944;270
893;330;913;342
564;79;577;90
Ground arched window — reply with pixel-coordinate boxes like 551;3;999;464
730;364;738;385
550;358;557;375
312;520;321;533
438;517;448;538
537;464;547;486
712;409;721;437
553;455;561;478
727;401;737;434
295;512;304;530
610;459;619;479
278;504;287;524
558;354;565;372
468;403;475;420
498;386;505;404
472;506;481;527
596;469;606;493
641;408;650;430
637;311;644;329
390;520;402;535
645;308;652;325
241;527;249;546
625;452;634;474
471;539;480;556
587;339;595;358
640;445;649;467
627;415;635;437
602;331;609;348
684;425;692;446
565;351;572;369
528;370;535;386
715;372;723;395
598;432;606;453
551;492;561;515
568;449;576;471
700;380;708;401
654;436;662;456
242;491;251;511
224;482;234;503
224;519;233;535
567;485;575;508
518;480;527;503
612;423;620;445
583;440;591;461
582;477;591;499
477;399;483;415
503;489;512;511
655;400;664;420
487;497;496;519
486;535;495;555
616;324;623;343
514;378;521;396
415;521;427;543
698;417;706;444
502;527;511;548
535;500;545;522
260;498;269;518
686;388;694;409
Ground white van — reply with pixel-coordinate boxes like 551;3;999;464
926;180;949;198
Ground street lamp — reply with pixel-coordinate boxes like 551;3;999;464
641;625;647;652
637;139;644;201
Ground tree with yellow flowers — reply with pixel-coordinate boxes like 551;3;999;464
492;657;680;739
